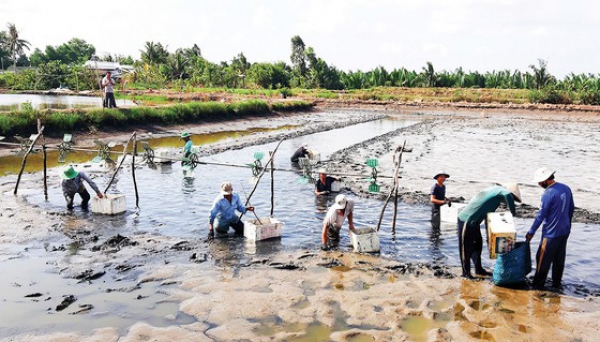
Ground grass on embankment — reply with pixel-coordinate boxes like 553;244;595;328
0;99;313;137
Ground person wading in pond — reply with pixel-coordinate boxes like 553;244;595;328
180;132;193;166
207;182;254;240
101;71;117;108
430;171;451;228
526;167;574;290
60;166;103;210
321;194;355;250
290;144;310;164
314;168;338;196
457;183;521;279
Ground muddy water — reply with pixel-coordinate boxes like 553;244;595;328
3;111;600;337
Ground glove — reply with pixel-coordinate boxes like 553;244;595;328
207;229;215;241
447;200;452;207
525;233;533;242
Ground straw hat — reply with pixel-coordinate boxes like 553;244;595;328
332;194;347;210
61;166;79;180
532;167;555;183
504;183;522;203
220;181;233;195
434;172;450;180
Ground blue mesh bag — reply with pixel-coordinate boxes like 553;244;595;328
493;241;532;286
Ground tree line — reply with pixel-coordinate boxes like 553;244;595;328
1;23;599;105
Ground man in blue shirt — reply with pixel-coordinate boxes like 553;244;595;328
207;181;254;240
526;167;574;290
430;172;450;228
457;183;521;279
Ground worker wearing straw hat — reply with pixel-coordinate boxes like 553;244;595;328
60;166;103;210
526;167;574;290
457;183;522;279
207;181;254;240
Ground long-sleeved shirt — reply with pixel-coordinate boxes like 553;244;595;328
60;172;100;196
458;186;516;226
528;182;574;239
209;193;247;224
182;140;193;158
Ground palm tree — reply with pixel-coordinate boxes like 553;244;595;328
7;23;30;72
422;62;437;87
529;59;554;90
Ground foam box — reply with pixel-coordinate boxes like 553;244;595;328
485;211;516;259
440;202;467;223
153;148;176;163
350;227;380;253
91;194;126;215
330;180;341;192
244;217;283;241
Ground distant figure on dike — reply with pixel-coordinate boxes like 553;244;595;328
526;167;574;290
60;166;103;210
207;182;254;240
457;183;521;279
102;71;117;108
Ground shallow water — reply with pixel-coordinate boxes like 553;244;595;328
0;94;135;109
3;111;600;336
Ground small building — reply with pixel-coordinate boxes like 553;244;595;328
83;60;135;79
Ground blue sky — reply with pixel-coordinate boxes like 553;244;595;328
1;0;597;78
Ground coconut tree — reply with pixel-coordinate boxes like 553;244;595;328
422;61;437;87
529;59;554;90
7;23;30;72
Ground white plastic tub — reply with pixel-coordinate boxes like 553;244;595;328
153;148;177;163
350;227;380;253
91;194;126;215
244;217;283;241
440;202;467;223
330;180;341;193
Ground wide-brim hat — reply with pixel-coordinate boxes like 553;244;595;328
317;168;327;174
532;167;555;183
504;183;522;203
221;181;233;195
61;166;78;180
332;194;347;210
180;132;192;139
434;172;450;180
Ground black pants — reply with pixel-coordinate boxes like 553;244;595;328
65;186;91;209
457;219;485;277
215;219;244;236
104;92;117;108
533;235;569;288
431;206;441;229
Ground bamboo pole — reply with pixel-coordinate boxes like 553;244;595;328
131;133;140;208
270;151;274;217
239;138;285;221
14;125;45;195
104;132;136;193
377;140;406;232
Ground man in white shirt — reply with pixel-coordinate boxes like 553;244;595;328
102;71;117;108
321;194;355;249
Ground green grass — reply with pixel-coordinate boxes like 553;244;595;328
0;99;313;137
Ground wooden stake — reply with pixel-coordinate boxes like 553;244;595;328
14;125;45;195
270;151;274;217
377;140;406;232
391;141;407;233
239;138;285;221
104;132;136;193
132;133;140;208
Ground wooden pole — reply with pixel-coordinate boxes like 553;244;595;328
14;125;45;195
391;140;407;233
239;138;285;221
377;140;406;232
270;151;274;217
131;133;140;208
43;144;48;201
104;132;136;193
